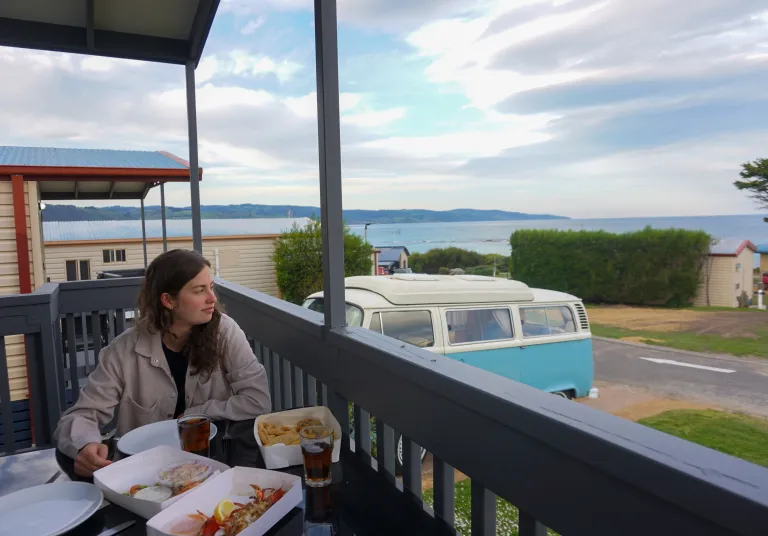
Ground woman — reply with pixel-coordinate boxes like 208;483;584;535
54;249;272;477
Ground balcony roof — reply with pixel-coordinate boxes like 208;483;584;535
0;146;199;200
0;0;219;65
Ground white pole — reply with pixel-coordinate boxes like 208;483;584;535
759;289;765;310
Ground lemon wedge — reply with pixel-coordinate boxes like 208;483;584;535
214;499;236;524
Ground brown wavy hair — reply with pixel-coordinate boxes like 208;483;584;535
138;249;222;376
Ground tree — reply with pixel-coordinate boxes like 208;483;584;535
273;219;373;304
734;158;768;222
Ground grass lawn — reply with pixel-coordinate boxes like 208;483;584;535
590;324;768;358
639;410;768;467
423;480;557;536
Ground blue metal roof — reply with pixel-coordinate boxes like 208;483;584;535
43;218;311;242
756;244;768;255
376;246;410;263
0;146;188;169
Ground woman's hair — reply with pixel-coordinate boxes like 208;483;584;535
138;249;222;375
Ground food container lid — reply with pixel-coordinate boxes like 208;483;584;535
133;485;174;502
157;460;213;489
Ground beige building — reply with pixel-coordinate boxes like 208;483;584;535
42;218;310;296
757;244;768;277
694;239;757;308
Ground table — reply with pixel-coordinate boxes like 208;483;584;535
53;419;455;536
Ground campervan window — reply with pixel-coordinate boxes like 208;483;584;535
446;308;513;345
520;306;577;337
302;298;364;327
377;310;435;348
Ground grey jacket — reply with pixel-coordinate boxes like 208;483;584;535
54;313;271;459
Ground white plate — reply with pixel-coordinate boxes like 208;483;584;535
117;420;217;456
0;481;103;536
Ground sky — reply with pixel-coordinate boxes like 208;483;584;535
2;0;768;219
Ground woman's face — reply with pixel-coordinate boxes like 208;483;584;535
163;267;217;327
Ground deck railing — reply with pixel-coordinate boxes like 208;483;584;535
1;277;767;535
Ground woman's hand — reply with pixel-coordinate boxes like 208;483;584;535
74;442;112;477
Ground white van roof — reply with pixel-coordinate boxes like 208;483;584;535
342;274;536;306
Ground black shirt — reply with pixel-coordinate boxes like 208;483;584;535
162;342;188;418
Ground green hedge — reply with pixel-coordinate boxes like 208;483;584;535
509;227;712;306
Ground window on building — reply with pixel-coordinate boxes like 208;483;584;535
446;308;513;344
102;249;127;263
736;263;742;272
521;306;577;337
65;260;77;281
79;260;91;280
65;260;91;281
380;310;434;348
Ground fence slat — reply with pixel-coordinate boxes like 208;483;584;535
282;358;292;410
272;352;282;411
328;389;349;452
106;311;115;343
519;510;546;536
305;373;317;407
471;482;496;536
262;346;274;405
402;436;422;500
0;336;16;454
65;314;80;403
293;365;303;407
375;418;395;479
115;308;125;336
90;311;102;367
433;456;455;527
80;315;91;374
354;404;371;462
25;333;47;448
251;340;262;364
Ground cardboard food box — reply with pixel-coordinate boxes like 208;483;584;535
146;466;302;536
93;445;229;519
254;406;342;469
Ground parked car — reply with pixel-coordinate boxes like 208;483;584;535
763;272;768;286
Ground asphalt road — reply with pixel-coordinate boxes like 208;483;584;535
593;338;768;417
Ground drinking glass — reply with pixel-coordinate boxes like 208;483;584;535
177;414;211;457
299;425;334;487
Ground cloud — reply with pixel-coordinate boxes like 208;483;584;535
343;107;406;127
3;0;768;218
196;51;302;84
241;16;266;35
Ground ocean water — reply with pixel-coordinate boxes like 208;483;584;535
349;214;768;259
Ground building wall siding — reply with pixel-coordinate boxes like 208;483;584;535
695;256;738;307
44;236;279;297
0;181;42;401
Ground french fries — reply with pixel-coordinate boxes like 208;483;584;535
257;417;332;446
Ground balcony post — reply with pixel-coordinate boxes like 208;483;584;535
160;182;168;252
140;197;148;267
185;60;203;253
313;0;346;329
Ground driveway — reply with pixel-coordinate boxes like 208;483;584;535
592;338;768;417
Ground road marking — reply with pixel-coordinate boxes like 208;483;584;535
638;357;736;374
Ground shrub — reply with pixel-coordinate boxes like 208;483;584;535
273;219;373;304
409;248;510;274
509;227;712;306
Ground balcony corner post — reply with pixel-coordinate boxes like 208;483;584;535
313;0;346;330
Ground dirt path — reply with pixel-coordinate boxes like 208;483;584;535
588;306;766;338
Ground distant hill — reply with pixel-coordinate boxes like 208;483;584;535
41;204;568;224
